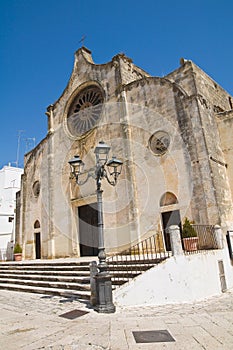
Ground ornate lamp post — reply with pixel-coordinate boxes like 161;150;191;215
68;141;123;313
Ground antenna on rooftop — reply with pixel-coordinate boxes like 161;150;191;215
15;130;25;168
25;137;36;153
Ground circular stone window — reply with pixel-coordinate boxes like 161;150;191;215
67;85;104;138
149;131;170;155
32;181;40;198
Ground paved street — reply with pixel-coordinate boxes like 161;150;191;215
0;289;233;349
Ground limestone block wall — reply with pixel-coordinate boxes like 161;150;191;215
123;78;194;239
167;60;233;227
188;97;228;225
125;78;199;224
217;111;233;228
174;93;211;223
166;61;231;112
190;68;233;227
21;138;49;259
47;48;150;136
61;121;135;254
191;62;232;111
166;61;197;96
40;48;151;257
114;53;150;85
19;48;233;259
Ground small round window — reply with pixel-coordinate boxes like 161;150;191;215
32;181;40;198
149;131;170;156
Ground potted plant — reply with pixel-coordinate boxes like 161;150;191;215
13;243;22;261
182;218;198;251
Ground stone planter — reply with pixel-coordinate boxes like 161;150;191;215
14;253;22;261
182;237;199;252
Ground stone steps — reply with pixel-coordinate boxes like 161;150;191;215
0;282;90;299
0;269;90;277
0;277;90;291
0;273;90;283
0;265;90;272
0;257;168;300
0;260;92;300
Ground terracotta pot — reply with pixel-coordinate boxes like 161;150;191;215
14;253;22;261
183;237;199;252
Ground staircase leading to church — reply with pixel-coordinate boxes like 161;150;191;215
0;233;170;301
0;258;167;301
0;261;92;300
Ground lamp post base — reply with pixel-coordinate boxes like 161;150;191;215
94;272;116;313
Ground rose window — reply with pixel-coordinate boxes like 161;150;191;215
67;86;104;137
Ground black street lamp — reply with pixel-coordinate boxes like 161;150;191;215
68;141;123;313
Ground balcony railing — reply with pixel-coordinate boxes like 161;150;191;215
183;225;219;254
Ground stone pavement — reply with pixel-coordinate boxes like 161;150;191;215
0;289;233;350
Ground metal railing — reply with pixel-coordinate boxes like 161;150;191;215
105;225;220;283
107;232;170;283
0;248;7;261
183;225;218;254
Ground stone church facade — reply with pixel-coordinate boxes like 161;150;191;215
17;47;233;260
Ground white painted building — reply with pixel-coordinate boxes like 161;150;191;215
0;165;23;260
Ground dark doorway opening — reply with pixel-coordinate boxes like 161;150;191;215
35;232;41;259
78;203;98;256
161;210;182;251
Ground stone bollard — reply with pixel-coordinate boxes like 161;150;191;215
214;225;224;249
168;225;184;256
89;261;98;306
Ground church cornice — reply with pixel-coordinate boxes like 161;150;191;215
121;76;188;98
49;48;151;109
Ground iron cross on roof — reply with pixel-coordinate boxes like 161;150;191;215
79;35;86;46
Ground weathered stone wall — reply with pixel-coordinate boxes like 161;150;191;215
166;62;197;96
191;62;232;112
49;48;150;136
19;48;233;259
197;102;233;227
21;138;50;259
217;111;233;228
124;78;193;239
167;60;233;227
166;61;231;112
174;93;211;224
44;48;151;256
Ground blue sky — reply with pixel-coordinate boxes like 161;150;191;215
0;0;232;168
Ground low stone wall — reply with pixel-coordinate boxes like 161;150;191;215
114;248;233;306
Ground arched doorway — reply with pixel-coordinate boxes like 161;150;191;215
160;192;181;251
34;220;41;259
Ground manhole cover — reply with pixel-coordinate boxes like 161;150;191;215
133;330;175;343
59;309;89;319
